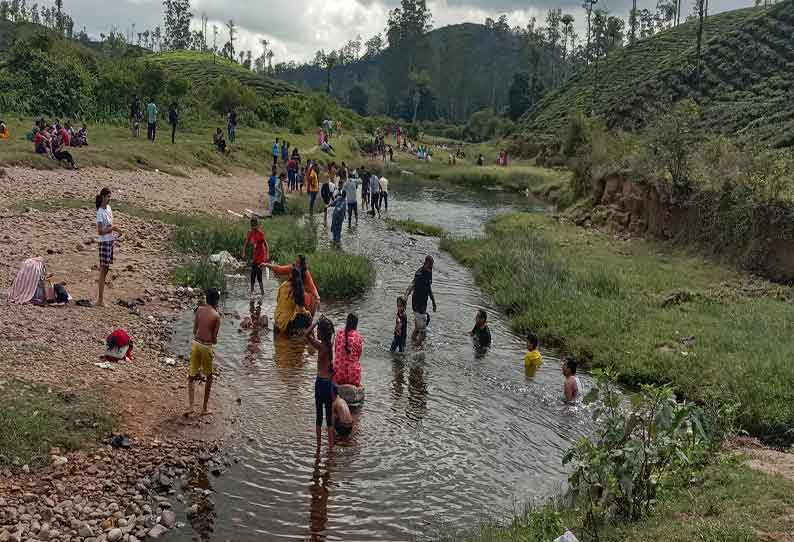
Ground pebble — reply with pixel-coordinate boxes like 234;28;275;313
146;524;168;539
159;510;176;529
107;527;123;541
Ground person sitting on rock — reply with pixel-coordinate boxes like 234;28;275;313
0;120;9;140
213;128;229;155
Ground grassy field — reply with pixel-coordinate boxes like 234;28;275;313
0;117;364;176
524;2;794;148
442;212;794;443
432;456;794;542
0;379;114;468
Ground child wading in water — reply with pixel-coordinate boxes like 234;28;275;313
563;359;583;404
390;296;408;353
305;316;336;449
242;217;269;297
524;331;542;377
187;288;222;417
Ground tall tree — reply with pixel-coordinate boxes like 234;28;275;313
583;0;598;63
163;0;192;50
629;0;638;44
364;33;384;57
321;50;338;94
225;19;236;59
508;72;532;120
54;0;62;32
695;0;707;84
0;2;9;21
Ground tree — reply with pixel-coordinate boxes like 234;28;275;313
364;33;384;57
244;50;252;70
583;0;598;63
225;19;236;60
167;76;191;101
153;26;162;51
266;49;274;74
29;2;38;24
321;50;338;94
694;0;707;84
238;50;244;64
508;72;532;121
348;84;369;116
254;39;269;73
163;0;192;50
561;14;575;61
211;76;256;113
629;0;638;44
54;0;61;32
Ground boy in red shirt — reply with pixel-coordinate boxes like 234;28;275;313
241;217;269;297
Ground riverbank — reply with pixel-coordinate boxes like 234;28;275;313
442;212;794;443
0;163;374;541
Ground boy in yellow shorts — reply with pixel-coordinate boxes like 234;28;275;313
524;331;542;377
187;288;221;417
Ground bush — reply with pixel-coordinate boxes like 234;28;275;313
211;76;257;114
564;369;710;538
309;250;376;299
171;258;227;293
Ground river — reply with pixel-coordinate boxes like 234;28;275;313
168;175;593;541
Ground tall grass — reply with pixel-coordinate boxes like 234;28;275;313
443;212;794;443
309;250;376;299
386;218;444;237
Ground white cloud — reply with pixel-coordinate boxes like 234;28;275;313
64;0;754;63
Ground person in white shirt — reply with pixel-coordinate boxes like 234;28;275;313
342;171;359;227
379;177;389;212
95;187;121;306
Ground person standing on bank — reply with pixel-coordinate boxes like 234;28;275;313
95;187;121;307
168;102;178;145
405;256;437;345
146;98;158;142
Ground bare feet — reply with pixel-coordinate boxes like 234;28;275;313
200;409;214;416
183;409;193;418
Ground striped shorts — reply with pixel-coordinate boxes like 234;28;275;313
99;241;114;268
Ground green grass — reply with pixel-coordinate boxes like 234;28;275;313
386;218;445;237
433;457;794;542
309;250;376;299
0;116;364;175
0;379;115;468
442;212;794;443
524;2;794;148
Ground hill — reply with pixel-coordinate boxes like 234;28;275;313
522;2;794;147
147;51;300;99
276;23;549;123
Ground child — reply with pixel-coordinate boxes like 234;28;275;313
304;316;336;449
563;359;583;404
242;217;269;297
469;309;492;348
187;288;221;417
390;296;408;353
0;120;9;140
332;389;353;438
524;331;542;377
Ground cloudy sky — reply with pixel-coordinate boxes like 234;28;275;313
67;0;753;63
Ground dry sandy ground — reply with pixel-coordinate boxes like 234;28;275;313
0;166;269;443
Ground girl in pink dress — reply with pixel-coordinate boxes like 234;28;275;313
317;127;325;147
333;313;363;387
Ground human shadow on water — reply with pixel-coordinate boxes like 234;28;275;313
391;356;429;422
308;450;334;541
272;332;308;386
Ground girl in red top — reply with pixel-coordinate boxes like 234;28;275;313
333;313;363;387
241;217;269;297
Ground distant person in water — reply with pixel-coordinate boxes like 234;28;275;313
304;315;336;449
563;359;583;404
405;256;437;345
187;288;221;417
390;296;408;353
469;309;491;348
332;388;353;438
524;332;542;377
241;217;268;297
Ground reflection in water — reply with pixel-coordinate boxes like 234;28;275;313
309;451;332;541
186;466;216;542
167;177;594;542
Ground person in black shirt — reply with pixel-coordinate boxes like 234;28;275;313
405;255;437;345
169;102;179;145
130;95;141;137
469;309;492;349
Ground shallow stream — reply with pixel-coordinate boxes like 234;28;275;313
168;176;593;541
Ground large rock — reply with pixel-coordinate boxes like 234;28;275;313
160;510;176;529
147;524;168;540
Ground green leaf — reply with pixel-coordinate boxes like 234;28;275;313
584;387;600;405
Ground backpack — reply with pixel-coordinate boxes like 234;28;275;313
321;183;332;204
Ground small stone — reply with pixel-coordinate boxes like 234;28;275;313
79;524;93;537
107;527;123;541
146;524;168;539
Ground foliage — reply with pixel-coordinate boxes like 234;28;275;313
564;369;709;538
386;218;444;237
465;109;514;143
210;76;257;114
162;0;192;51
309;250;376;299
348;84;369;116
167;76;191;101
0;379;114;468
139;61;167;102
507;72;531;121
171;258;226;292
647;98;700;194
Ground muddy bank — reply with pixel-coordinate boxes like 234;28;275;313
573;174;794;283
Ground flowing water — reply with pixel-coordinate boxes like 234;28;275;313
168;176;593;542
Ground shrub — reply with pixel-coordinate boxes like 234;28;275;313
171;258;226;293
309;250;376;299
564;369;710;539
211;76;257;114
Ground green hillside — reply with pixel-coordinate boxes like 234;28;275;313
148;51;300;99
523;2;794;147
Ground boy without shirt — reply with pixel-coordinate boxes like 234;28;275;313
187;288;221;417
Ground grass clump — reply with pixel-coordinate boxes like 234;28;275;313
386;218;444;237
309;250;376;299
0;379;115;469
442;212;794;443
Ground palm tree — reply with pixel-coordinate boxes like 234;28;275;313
322;51;338;94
